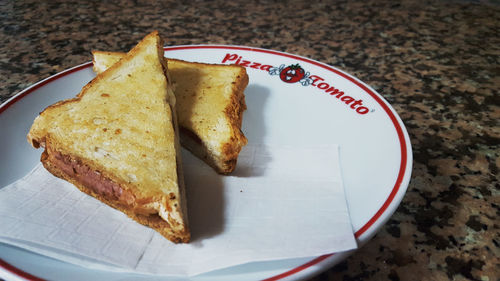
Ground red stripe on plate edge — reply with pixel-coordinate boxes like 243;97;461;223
0;258;46;281
166;46;409;281
165;45;408;239
262;254;334;281
0;63;94;281
0;62;93;114
0;46;408;281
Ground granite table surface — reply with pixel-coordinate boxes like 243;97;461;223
0;0;498;280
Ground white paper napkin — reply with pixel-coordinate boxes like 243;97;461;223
0;144;357;277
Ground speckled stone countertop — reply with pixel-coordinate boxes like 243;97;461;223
1;0;498;280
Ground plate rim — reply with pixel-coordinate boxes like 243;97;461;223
0;44;412;281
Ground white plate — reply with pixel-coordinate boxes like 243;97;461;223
0;45;412;281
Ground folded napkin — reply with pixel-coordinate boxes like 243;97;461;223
0;144;357;277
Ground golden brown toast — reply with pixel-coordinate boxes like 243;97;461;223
92;52;249;174
27;31;190;243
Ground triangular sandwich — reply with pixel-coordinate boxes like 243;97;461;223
92;52;248;174
27;31;190;243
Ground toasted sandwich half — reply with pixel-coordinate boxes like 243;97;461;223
92;52;249;174
27;31;190;243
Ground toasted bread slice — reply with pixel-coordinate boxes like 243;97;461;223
27;31;190;243
92;52;249;174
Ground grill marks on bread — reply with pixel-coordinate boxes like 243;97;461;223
92;52;249;174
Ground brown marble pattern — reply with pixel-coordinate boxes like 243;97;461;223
0;0;498;280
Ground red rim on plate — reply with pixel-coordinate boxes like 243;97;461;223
0;46;409;281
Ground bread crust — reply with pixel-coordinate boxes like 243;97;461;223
219;66;248;173
166;59;249;174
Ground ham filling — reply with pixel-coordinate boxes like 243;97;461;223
45;150;181;225
47;150;134;205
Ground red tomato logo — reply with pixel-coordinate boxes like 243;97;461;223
279;64;305;83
